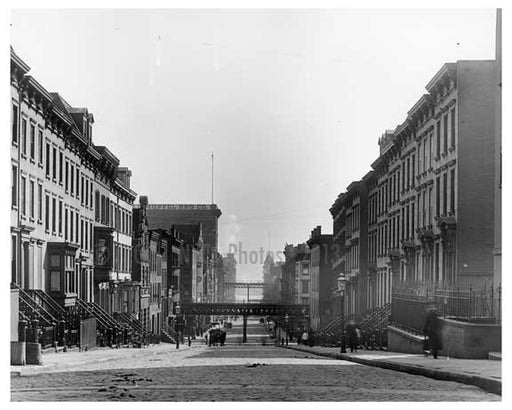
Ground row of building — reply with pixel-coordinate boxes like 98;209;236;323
10;48;237;344
263;57;501;334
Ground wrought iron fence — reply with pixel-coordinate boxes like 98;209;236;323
392;283;501;331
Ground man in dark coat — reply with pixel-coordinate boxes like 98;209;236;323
345;319;359;353
423;306;442;359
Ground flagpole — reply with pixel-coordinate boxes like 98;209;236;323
211;152;214;204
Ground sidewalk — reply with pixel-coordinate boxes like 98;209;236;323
10;343;193;377
281;344;501;395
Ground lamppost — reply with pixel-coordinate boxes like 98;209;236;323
285;314;289;346
337;273;347;354
175;304;181;349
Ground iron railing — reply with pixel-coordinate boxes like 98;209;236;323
391;284;501;333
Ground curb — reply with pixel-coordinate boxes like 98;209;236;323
281;345;501;396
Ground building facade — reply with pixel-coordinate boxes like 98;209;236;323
307;226;334;331
11;49;98;308
145;204;222;303
330;60;499;320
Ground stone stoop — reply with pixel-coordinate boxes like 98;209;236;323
488;352;501;361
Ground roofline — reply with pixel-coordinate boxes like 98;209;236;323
10;47;31;74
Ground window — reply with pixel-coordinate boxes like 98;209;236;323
436;120;441;157
76;169;80;200
21;176;26;215
411;203;415;234
45;194;50;231
411;155;415;186
52;197;56;233
37;183;42;221
443;173;448;215
11;165;17;208
85;179;89;207
70;210;74;242
76;213;79;245
302;264;309;275
65;160;69;191
38;130;43;165
59;152;63;184
406;157;410;188
428;187;433;225
450;108;456;149
52;147;57;180
64;209;68;241
436;177;440;217
70;165;74;195
11;235;17;283
21;118;27;156
29;124;35;160
46;142;51;178
81;175;84;204
450;169;455;213
12;104;19;144
80;219;84;248
29;180;35;218
58;200;63;235
423;139;427;172
418;141;422;174
429;133;433;168
95;191;100;221
443;114;448;154
89;181;94;209
84;221;88;251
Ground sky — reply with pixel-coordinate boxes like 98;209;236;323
10;8;497;283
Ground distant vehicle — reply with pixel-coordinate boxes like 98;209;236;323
208;327;226;346
259;317;265;324
224;321;232;329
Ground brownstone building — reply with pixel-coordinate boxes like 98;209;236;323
331;59;499;321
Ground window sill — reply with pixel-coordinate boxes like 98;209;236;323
37;219;43;225
38;163;43;169
12;141;18;148
29;158;35;165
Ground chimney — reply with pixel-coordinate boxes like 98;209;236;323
117;167;132;187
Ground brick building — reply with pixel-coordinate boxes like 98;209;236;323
306;226;334;331
145;204;222;303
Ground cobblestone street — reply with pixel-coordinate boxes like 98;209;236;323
11;320;500;401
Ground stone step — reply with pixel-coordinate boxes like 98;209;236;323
488;352;501;361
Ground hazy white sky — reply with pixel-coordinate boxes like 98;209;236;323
10;9;497;281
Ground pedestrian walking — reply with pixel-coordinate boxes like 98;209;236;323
302;330;309;346
345;319;358;353
423;305;442;359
